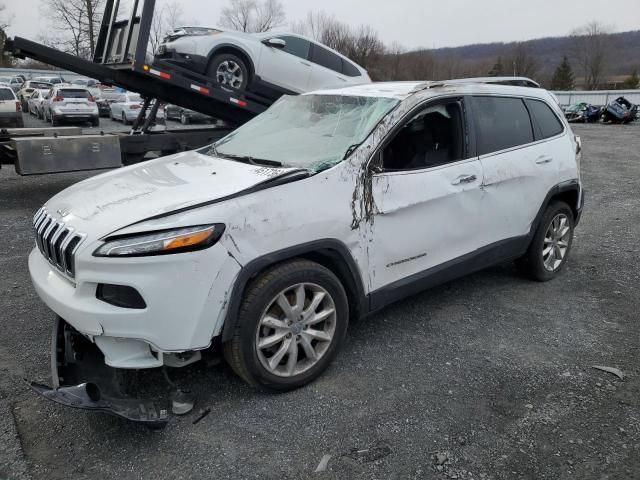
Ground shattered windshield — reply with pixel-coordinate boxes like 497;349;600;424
211;94;398;172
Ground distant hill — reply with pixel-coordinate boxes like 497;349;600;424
394;30;640;87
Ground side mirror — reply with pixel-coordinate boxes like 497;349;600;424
263;38;286;49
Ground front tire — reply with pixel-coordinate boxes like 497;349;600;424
517;201;575;281
207;53;249;92
224;260;349;392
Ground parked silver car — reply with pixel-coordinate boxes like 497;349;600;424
109;92;165;124
43;86;99;126
27;89;51;118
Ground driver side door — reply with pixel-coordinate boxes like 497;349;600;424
257;35;313;93
366;97;486;304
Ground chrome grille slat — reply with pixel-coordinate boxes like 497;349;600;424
49;224;66;266
32;209;85;280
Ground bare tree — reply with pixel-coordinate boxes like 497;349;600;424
0;3;15;67
0;3;12;30
292;11;385;74
570;21;610;90
149;0;185;54
507;42;539;79
220;0;285;33
41;0;104;59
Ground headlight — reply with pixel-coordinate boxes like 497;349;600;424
93;225;225;257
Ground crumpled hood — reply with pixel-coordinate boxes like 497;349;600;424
44;151;302;240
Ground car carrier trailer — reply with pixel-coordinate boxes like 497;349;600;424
1;0;278;176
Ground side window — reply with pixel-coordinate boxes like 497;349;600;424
311;44;342;73
342;59;361;77
526;99;564;139
473;96;534;155
382;101;465;171
280;36;311;60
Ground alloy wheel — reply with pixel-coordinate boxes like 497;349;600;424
542;213;571;271
216;60;244;89
255;283;337;377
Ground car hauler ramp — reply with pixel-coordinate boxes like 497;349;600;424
7;0;273;126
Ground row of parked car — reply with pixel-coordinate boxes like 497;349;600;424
563;97;639;124
5;77;215;127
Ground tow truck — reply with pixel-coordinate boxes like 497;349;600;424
0;0;274;176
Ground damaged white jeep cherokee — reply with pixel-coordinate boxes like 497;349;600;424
29;79;583;424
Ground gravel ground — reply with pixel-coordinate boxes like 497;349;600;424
0;122;639;480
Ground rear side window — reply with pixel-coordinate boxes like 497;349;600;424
311;45;342;73
342;60;361;77
59;89;90;98
0;88;16;100
473;96;534;155
280;36;311;60
526;99;564;139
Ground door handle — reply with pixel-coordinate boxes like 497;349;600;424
452;174;477;185
536;156;553;165
300;61;311;67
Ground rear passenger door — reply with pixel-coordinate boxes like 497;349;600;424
307;44;349;91
470;96;561;246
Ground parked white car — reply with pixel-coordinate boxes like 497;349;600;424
27;89;51;118
157;28;371;96
29;80;584;421
18;80;53;112
0;86;23;127
109;92;165;124
43;86;100;126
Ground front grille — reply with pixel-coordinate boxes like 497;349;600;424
33;208;85;278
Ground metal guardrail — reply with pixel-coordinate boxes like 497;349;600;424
553;89;640;106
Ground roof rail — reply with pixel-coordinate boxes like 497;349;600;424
414;77;540;93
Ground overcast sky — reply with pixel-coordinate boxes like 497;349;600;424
5;0;640;50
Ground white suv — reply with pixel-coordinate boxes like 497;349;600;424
157;28;371;97
29;80;583;417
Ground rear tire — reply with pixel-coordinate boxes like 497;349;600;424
224;260;349;392
517;201;575;282
207;53;249;92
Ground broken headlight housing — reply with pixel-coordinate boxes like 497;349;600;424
93;224;225;257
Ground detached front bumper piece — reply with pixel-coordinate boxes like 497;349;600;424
28;317;169;427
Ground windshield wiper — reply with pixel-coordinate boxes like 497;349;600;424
218;153;283;168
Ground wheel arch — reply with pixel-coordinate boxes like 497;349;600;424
529;179;582;241
206;44;256;82
220;240;367;343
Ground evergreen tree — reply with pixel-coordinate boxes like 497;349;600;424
550;56;575;90
622;69;639;89
488;57;504;77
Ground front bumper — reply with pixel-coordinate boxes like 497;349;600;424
29;317;169;426
154;50;208;74
29;244;240;368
